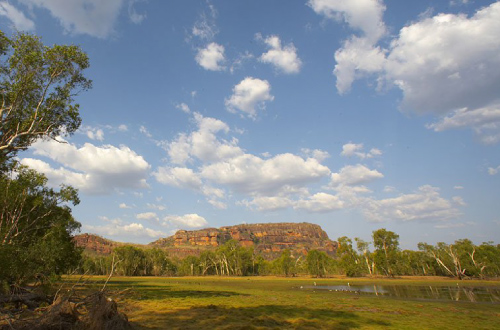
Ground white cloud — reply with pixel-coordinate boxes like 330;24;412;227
139;125;152;138
362;185;462;222
176;103;191;114
165;113;242;165
308;0;387;42
258;34;302;74
294;192;345;212
426;105;500;144
324;2;500;142
85;128;105;141
241;196;293;212
136;212;159;221
201;153;330;195
163;214;208;228
153;166;202;189
119;203;132;209
225;77;274;119
85;218;165;240
453;186;464;190
488;166;500;175
452;196;466;206
20;0;125;38
330;164;384;187
301;148;330;162
147;203;166;211
0;1;35;31
196;42;226;71
118;124;128;132
334;36;386;94
340;142;382;159
21;139;150;194
191;2;218;41
128;0;146;24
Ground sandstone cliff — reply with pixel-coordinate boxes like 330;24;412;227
75;222;338;259
151;222;338;258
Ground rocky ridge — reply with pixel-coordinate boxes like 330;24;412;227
75;222;338;259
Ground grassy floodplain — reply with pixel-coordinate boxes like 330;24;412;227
69;276;500;330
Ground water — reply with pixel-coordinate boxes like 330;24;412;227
300;284;500;303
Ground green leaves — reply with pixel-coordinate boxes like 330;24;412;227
0;31;91;162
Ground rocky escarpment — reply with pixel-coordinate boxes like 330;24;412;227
75;222;338;259
73;233;123;255
151;222;338;258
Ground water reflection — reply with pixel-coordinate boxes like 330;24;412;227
301;284;500;303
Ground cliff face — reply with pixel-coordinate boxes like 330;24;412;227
151;222;337;258
73;233;119;255
75;222;338;259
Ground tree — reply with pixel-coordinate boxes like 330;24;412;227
273;249;295;276
0;166;81;287
372;228;400;277
355;238;374;276
0;31;90;290
337;236;362;277
306;249;330;278
0;31;91;167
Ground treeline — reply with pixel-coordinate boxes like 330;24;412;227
79;229;500;279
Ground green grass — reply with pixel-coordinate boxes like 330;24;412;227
68;276;500;329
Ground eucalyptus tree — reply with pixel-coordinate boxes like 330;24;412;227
0;31;91;167
372;228;400;277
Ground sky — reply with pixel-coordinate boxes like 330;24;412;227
1;0;499;250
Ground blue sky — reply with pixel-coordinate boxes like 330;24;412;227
1;0;499;249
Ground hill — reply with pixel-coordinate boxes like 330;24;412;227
75;222;338;259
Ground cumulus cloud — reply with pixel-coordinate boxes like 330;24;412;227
136;212;159;221
119;203;132;209
163;214;208;228
0;1;35;31
20;0;125;38
308;0;387;42
83;127;105;141
225;77;274;119
196;42;226;71
153;167;202;189
295;192;344;213
21;139;150;194
166;112;242;165
334;36;386;94
340;143;382;159
318;2;500;142
330;164;384;187
241;196;293;212
201;153;331;195
361;185;462;222
156;113;334;209
258;34;302;74
84;217;165;240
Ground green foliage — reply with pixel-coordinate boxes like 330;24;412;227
372;228;400;277
0;165;81;288
271;249;299;276
0;31;91;165
306;249;331;277
337;236;362;277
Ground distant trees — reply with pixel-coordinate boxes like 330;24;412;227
77;232;500;279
